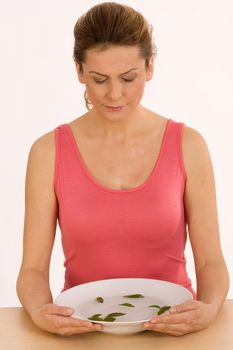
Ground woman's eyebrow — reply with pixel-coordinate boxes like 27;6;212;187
88;68;139;77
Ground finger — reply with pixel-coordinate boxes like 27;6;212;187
144;322;191;335
46;304;74;316
66;318;96;328
148;311;195;325
171;301;200;314
51;315;95;329
65;324;102;334
58;326;100;336
147;316;183;325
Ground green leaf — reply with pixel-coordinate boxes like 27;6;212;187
123;294;144;298
88;313;104;321
119;303;135;307
147;304;160;308
106;312;126;317
96;297;104;303
89;313;102;318
103;317;116;322
88;312;126;322
158;306;171;315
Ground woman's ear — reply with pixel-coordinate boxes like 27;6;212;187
75;62;85;84
145;55;154;81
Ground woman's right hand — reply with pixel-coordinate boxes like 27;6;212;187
30;303;102;336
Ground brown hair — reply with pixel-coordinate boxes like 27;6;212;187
73;2;157;110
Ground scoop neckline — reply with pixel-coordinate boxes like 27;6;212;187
64;118;172;194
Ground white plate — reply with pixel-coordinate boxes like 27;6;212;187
54;278;193;335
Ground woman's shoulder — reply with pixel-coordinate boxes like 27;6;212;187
30;129;55;157
181;124;212;177
182;124;209;156
27;130;56;178
182;124;206;143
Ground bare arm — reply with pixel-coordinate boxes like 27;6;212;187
16;131;101;334
183;126;229;312
16;131;57;315
144;125;229;336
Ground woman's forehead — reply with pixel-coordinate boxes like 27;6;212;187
84;45;144;71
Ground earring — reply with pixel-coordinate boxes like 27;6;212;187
84;90;93;111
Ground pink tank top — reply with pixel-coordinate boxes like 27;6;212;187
54;119;196;298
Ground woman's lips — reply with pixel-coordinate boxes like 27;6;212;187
106;106;124;112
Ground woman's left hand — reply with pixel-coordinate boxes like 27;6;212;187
143;300;218;336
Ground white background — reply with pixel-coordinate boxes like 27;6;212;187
0;0;232;306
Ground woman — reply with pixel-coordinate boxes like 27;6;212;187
16;2;229;336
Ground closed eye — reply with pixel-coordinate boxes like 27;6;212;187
123;78;135;82
94;78;135;84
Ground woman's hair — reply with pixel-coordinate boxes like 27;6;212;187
73;2;157;110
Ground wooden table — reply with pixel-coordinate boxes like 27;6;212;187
1;300;232;350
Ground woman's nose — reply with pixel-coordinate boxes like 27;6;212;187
107;82;123;100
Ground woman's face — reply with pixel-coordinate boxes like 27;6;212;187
76;45;154;119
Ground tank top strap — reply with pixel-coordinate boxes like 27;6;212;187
54;123;85;200
54;124;75;165
158;119;186;180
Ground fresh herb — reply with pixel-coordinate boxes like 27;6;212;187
103;316;116;322
96;297;104;303
88;313;104;321
119;303;135;307
123;294;144;298
89;295;171;322
147;304;171;314
105;312;126;318
88;312;126;322
157;306;171;315
147;304;160;308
